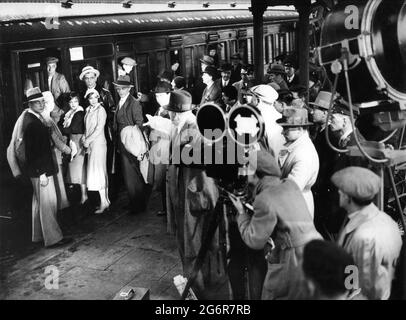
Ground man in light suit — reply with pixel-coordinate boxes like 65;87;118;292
277;107;319;218
199;65;222;107
22;87;71;248
45;57;70;110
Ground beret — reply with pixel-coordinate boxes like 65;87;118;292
331;166;380;201
46;57;59;64
248;150;281;178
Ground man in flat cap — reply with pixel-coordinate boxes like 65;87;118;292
284;58;300;89
277;107;319;218
45;57;70;110
331;167;402;300
199;65;222;107
228;150;322;300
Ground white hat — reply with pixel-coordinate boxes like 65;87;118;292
250;85;279;105
26;87;44;102
79;66;100;81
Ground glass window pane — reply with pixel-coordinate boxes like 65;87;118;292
184;47;193;87
170;49;182;77
247;38;252;64
135;54;150;94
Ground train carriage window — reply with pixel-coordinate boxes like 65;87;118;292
286;34;290;54
219;42;227;62
170;49;182;77
230;40;237;57
238;39;247;64
156;50;168;77
184;47;193;88
274;34;280;60
247;38;253;64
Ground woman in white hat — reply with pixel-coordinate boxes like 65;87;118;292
82;89;110;214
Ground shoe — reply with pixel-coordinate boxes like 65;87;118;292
47;238;73;249
95;206;109;214
80;198;88;205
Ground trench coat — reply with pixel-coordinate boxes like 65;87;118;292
237;176;322;300
279;132;319;218
338;203;402;300
166;116;222;293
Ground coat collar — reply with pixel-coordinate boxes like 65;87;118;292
343;203;380;235
283;131;310;152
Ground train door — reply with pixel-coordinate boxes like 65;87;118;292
67;43;115;97
134;53;150;94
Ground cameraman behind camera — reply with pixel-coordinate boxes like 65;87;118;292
228;149;322;300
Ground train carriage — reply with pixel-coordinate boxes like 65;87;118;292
0;2;298;177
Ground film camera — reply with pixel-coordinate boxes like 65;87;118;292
195;101;265;197
317;0;406;131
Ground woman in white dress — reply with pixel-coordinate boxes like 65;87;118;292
61;92;88;204
82;89;110;214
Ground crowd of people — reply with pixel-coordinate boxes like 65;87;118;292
6;48;404;300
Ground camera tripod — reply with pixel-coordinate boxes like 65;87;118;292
180;183;257;300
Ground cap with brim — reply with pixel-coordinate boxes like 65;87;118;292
121;57;136;66
113;75;134;87
163;90;192;113
26;87;44;102
276;107;313;127
309;91;333;111
200;55;214;66
267;63;286;75
231;53;241;60
85;88;100;99
46;57;59;65
79;66;100;81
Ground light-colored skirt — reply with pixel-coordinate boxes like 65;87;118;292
86;141;108;191
66;134;86;185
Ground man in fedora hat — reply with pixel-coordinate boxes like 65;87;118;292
232;64;255;104
145;81;173;216
113;75;146;215
45;57;70;110
331;167;402;299
309;91;341;236
230;53;243;84
165;90;222;297
284;57;300;89
199;65;222;107
277;107;319;218
21;87;71;248
199;55;215;72
215;63;233;90
267;63;289;91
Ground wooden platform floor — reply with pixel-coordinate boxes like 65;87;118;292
0;189;229;300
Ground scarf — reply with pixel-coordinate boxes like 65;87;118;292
63;106;84;128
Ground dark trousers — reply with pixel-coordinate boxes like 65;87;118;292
120;147;146;214
227;218;267;300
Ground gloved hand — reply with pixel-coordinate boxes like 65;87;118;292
39;174;49;187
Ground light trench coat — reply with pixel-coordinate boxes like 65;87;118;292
338;204;402;300
278;132;319;217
